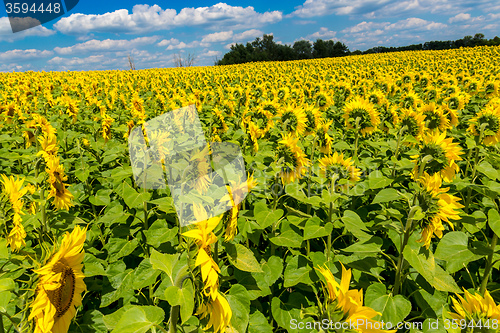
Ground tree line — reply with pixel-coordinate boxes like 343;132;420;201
216;33;500;65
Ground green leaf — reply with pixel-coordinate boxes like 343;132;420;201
434;231;483;273
372;188;401;204
248;311;273;333
488;208;500;238
270;229;303;248
303;216;333;240
0;291;11;312
163;280;195;324
226;285;251;333
118;182;152;209
0;239;9;259
145;219;178;248
89;189;113;206
341;210;371;240
111;306;165;333
103;238;138;263
341;236;383;253
132;259;161;290
403;246;461;293
0;278;14;292
365;283;411;324
284;255;312;288
368;171;393;189
150;249;181;285
254;201;284;229
225;243;263;273
477;161;498;180
271;297;315;333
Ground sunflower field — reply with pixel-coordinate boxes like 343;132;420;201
1;45;500;333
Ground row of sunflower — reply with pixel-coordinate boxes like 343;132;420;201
0;45;500;332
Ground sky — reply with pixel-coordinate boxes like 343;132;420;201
0;0;499;72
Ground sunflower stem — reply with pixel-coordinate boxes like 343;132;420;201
479;233;498;295
326;176;337;262
353;117;361;164
464;125;485;213
393;205;418;295
391;125;407;178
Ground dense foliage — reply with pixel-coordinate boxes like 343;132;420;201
1;45;500;333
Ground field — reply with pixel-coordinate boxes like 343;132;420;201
1;45;500;333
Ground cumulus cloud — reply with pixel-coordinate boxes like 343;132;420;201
200;50;222;57
157;38;208;50
54;3;282;35
448;13;471;23
289;0;498;19
307;27;337;39
234;29;263;40
0;49;53;61
54;36;159;55
202;31;234;43
0;17;56;42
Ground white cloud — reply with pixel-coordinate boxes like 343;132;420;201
0;49;53;61
54;36;159;55
54;3;282;35
289;0;499;19
200;50;222;57
307;27;337;39
234;29;263;40
0;17;56;42
386;18;447;31
202;31;234;43
448;13;471;23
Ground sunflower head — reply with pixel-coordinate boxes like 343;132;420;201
276;134;310;185
398;108;425;139
278;104;307;137
318;152;361;192
29;225;87;333
415;173;463;248
449;289;500;323
468;105;500;146
343;97;380;136
411;132;463;183
419;103;450;132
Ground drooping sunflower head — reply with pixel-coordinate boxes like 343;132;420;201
278;104;307;137
399;91;421;110
276;134;310;185
342;97;380;136
415;173;463;248
318;152;361;192
29;225;87;333
303;105;321;135
398;108;426;139
449;289;500;323
411;132;463;183
484;81;499;98
467;104;500;146
419;103;450;132
315;121;333;155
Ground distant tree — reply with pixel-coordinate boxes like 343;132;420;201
293;40;312;59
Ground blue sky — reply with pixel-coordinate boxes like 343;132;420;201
0;0;499;71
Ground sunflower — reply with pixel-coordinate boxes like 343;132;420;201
468;104;500;145
419;103;450;132
101;115;114;142
316;264;393;333
399;91;421;110
46;157;74;211
343;97;380;136
397;107;425;140
277;104;307;137
196;291;232;333
29;225;87;333
318;152;361;192
188;145;212;194
315;121;333;155
276;134;310;185
303;105;322;135
411;132;463;182
449;289;500;323
183;205;222;300
414;173;464;248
